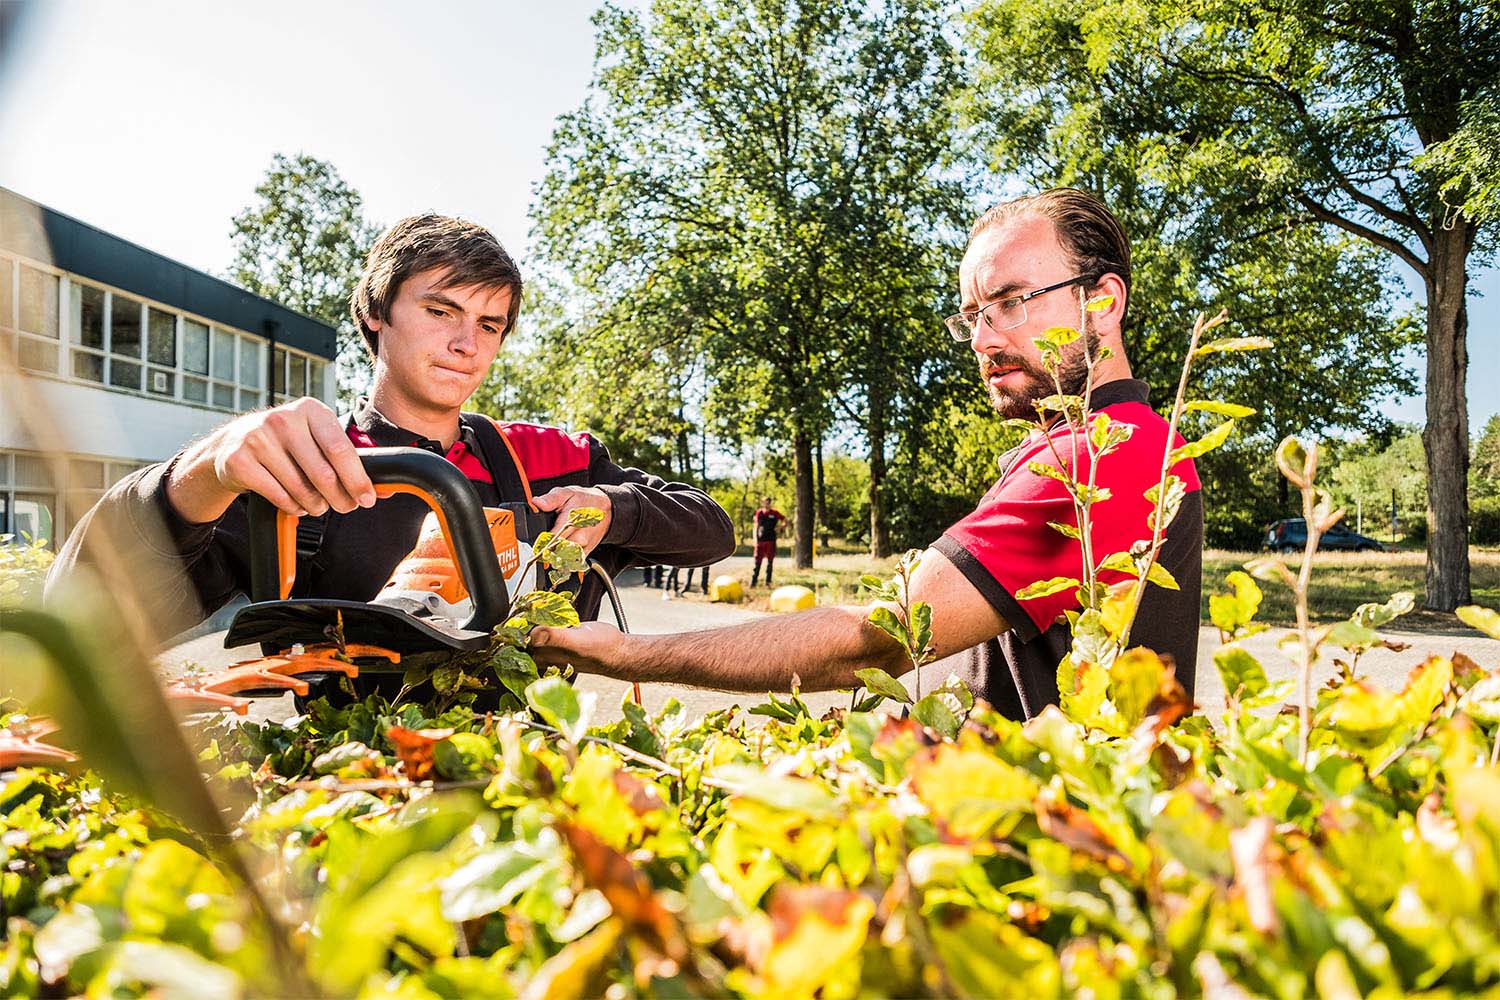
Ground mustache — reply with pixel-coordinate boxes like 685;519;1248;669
978;352;1039;378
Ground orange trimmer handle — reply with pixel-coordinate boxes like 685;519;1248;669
245;447;511;633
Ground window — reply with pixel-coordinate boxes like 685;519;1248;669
18;266;58;338
209;327;237;410
146;307;176;396
12;266;315;415
17;265;59;373
71;282;106;383
289;352;306;396
0;257;13;329
183;319;209;403
109;294;142;389
308;359;326;401
65;459;106;531
239;336;263;409
2;451;146;550
9;454;56;547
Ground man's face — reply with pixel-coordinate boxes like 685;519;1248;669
369;267;514;416
958;215;1096;421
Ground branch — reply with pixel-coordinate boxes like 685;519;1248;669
1297;195;1428;276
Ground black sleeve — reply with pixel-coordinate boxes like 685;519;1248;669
44;455;251;639
579;436;735;569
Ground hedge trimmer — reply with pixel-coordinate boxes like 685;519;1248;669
2;448;563;765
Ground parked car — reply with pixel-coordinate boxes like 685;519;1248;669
1263;518;1387;553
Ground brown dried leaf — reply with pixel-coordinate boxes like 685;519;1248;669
612;769;666;817
1229;817;1278;935
1035;797;1134;875
384;725;453;781
560;821;687;963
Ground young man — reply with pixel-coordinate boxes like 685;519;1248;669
532;190;1203;719
750;496;785;586
49;214;735;640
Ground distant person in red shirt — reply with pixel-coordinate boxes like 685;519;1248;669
751;497;786;586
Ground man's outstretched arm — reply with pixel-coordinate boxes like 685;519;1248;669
529;547;1008;693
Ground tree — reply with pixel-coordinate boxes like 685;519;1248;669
966;0;1492;605
1326;428;1429;543
533;0;964;566
1472;414;1500;495
229;153;378;406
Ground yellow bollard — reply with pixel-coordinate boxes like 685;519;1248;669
769;585;816;613
709;575;744;603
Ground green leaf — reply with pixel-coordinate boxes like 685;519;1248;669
1194;336;1274;355
1144;562;1179;591
1145;475;1187;532
1213;644;1269;700
1275;437;1313;489
438;837;555;922
709;763;837;816
1085;294;1114;312
431;665;462;695
1026;460;1071;484
1458;605;1500;640
1327;620;1380;651
867;606;910;647
517;591;581;629
1096;552;1138;577
1038;324;1080;345
94;940;243;1000
1459;675;1500;724
492;645;539;701
911;602;933;655
1184;400;1256;418
525;676;581;738
1088;414;1111;450
1168;420;1235;464
1036;393;1083;417
542;537;587;575
564;507;606;528
912;694;960;739
854;667;913;705
1047;520;1081;539
1352;592;1416;629
1015;576;1081;601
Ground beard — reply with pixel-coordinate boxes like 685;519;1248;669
978;324;1101;421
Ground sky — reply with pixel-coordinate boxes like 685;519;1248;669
0;0;1494;431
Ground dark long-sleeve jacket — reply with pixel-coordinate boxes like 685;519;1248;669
46;400;735;640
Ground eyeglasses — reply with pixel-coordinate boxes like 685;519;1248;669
944;275;1096;342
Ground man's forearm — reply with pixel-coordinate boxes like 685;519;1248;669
165;435;240;525
605;607;908;693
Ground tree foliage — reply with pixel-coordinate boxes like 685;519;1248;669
229;153;379;406
532;0;966;564
963;0;1428;547
970;0;1498;607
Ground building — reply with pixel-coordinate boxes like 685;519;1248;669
0;187;337;547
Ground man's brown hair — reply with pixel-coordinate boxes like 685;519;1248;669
970;188;1132;305
351;214;523;354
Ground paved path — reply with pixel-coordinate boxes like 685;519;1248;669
158;563;1500;725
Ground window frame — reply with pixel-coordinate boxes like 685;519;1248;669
0;249;332;413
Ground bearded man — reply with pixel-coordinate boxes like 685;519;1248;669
532;189;1203;719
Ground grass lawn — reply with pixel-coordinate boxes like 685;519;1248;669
714;544;1500;631
1202;548;1500;632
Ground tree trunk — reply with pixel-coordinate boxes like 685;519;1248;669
1422;225;1473;611
868;382;891;558
792;425;816;568
815;436;829;550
